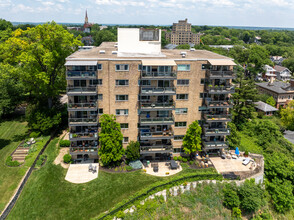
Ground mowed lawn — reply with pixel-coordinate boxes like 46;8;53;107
8;137;218;220
0;120;28;212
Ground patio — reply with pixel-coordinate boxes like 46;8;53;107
210;156;255;173
144;161;182;177
65;163;99;184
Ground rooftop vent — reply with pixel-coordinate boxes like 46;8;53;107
181;51;187;58
112;51;118;54
99;50;105;54
190;48;195;51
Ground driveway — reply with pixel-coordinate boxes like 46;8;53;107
65;163;99;184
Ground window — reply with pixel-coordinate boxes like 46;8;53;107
116;95;128;101
175;122;187;127
200;93;209;99
176;94;188;100
120;123;129;129
98;108;103;115
174;135;184;140
116;109;129;116
198;106;207;111
175;108;188;114
138;64;142;71
139;80;151;86
174;148;184;153
98;64;102;70
123;137;129;143
200;78;206;85
98;94;103;100
116;80;129;86
115;64;129;71
177;79;189;86
177;64;190;71
202;64;209;70
97;79;102;85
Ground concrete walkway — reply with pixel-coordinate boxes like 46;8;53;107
65;163;99;184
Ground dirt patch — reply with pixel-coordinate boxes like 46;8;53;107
53;131;70;169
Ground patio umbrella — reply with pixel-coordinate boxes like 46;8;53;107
235;147;240;156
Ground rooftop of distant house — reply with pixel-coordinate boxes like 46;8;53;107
254;101;278;112
274;65;291;73
256;80;294;94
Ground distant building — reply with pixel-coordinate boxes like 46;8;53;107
270;56;285;65
263;65;277;81
165;19;200;45
67;27;82;31
99;25;108;30
209;45;245;50
256;79;294;107
274;65;292;81
254;36;261;44
83;10;93;33
254;101;278;116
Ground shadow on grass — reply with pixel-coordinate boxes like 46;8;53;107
0;139;11;150
12;134;28;142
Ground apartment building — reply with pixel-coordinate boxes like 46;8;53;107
65;28;236;161
165;19;201;45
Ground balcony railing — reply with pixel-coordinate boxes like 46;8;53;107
140;145;173;154
140;115;174;125
203;141;229;150
69;132;98;140
66;71;96;79
141;71;177;79
141;87;176;95
207;70;236;79
140;101;175;110
203;128;230;136
67;86;97;94
205;99;233;109
70;147;98;154
140;130;174;140
204;114;232;122
68;103;97;110
68;118;98;125
207;85;235;94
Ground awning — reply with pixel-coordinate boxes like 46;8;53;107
208;59;236;66
141;59;176;66
65;60;98;66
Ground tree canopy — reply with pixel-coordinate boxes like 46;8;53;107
280;100;294;130
182;120;202;158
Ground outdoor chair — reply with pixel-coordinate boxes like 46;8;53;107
88;164;93;172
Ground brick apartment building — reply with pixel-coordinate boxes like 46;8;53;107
165;19;201;45
65;28;236;161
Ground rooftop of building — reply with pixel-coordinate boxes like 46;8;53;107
274;65;291;73
67;42;233;61
254;101;278;112
256;81;294;94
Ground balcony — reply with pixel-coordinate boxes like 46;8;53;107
203;128;230;137
205;99;233;109
207;70;236;79
67;86;97;96
140;130;174;140
68;103;97;111
140;101;175;111
141;71;177;79
66;71;96;79
141;87;176;95
69;118;98;126
70;147;98;155
202;141;228;150
140;144;173;154
207;85;235;94
69;132;98;141
140;115;174;125
204;114;232;122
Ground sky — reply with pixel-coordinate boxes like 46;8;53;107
1;0;294;28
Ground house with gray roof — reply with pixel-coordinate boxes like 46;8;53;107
254;101;278;116
274;65;292;81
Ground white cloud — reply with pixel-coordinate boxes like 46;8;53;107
0;0;11;7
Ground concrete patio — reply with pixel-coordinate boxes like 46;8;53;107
144;161;182;177
210;157;254;173
65;163;99;184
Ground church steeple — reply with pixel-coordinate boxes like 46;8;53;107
85;10;88;24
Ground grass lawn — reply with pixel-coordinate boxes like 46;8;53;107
8;137;218;220
0;119;50;213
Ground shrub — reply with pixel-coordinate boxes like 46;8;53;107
125;141;140;162
28;145;37;154
116;211;125;219
189;160;194;165
223;185;240;209
6;156;21;167
59;140;70;148
63;154;72;164
29;131;40;138
232;207;242;219
178;156;183;161
173;156;178;161
126;165;133;171
182;157;188;162
36;155;46;167
244;150;249;156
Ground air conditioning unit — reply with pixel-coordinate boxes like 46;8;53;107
99;50;105;54
112;51;118;54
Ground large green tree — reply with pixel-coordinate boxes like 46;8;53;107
182;120;202;159
0;22;82;108
125;141;140;162
93;30;116;46
280;100;294;130
98;114;124;166
266;96;276;107
282;58;294;74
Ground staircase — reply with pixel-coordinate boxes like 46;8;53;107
12;148;29;163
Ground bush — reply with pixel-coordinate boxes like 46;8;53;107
29;131;40;138
232;207;242;219
223;185;240;209
125;141;140;162
59;140;70;148
178;156;183;161
173;156;178;161
126;165;133;171
6;156;21;167
63;154;72;164
244;150;249;156
28;145;37;154
189;160;194;165
36;155;46;167
182;157;188;162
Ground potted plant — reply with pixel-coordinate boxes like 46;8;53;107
244;150;249;157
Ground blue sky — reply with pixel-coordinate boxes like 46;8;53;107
1;0;294;27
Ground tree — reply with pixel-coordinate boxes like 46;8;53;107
282;58;294;74
266;96;276;107
98;114;124;166
223;184;240;209
182;120;202;159
226;122;241;148
0;19;13;31
93;30;116;46
125;141;140;162
0;22;82;109
280;100;294;130
176;44;190;49
248;45;272;74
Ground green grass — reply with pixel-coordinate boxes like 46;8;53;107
0;120;50;212
8;137;218;220
238;131;264;154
